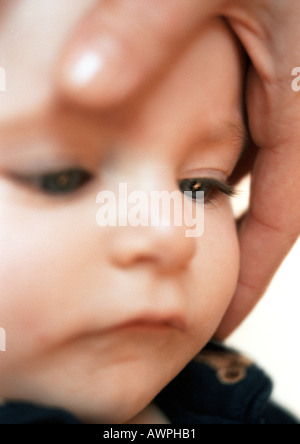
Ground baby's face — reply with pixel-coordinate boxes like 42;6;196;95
0;2;245;423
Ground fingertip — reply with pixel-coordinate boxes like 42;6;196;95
57;33;139;108
54;0;202;109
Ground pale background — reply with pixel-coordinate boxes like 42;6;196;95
227;177;300;419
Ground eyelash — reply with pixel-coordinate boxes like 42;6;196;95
16;169;236;206
19;169;93;195
178;178;236;205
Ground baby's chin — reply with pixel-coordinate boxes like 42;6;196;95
39;375;168;424
2;346;185;424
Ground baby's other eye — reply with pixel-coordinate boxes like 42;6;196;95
23;169;93;195
178;178;235;205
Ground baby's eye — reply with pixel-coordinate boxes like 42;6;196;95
178;178;235;204
23;169;93;195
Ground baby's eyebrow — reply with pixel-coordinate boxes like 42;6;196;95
0;108;108;160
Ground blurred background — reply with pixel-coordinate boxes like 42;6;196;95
228;177;300;419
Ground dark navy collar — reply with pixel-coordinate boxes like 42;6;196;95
155;341;274;424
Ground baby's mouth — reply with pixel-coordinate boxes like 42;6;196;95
100;314;187;336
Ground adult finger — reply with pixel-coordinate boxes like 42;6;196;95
56;0;282;108
216;150;300;338
215;73;300;339
214;1;300;337
57;0;219;107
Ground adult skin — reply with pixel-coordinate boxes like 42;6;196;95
58;0;300;338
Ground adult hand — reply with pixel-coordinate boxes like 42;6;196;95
57;0;300;338
215;1;300;338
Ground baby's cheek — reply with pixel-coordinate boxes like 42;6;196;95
207;206;239;293
0;234;48;360
190;207;239;337
0;210;75;357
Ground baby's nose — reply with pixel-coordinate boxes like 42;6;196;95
107;214;197;274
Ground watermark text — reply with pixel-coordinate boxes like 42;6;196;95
0;327;6;352
0;67;6;92
96;183;204;238
292;67;300;92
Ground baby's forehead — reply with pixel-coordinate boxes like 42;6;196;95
114;20;245;141
0;1;95;120
0;5;245;163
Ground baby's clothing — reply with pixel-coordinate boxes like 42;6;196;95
154;341;299;424
0;342;298;424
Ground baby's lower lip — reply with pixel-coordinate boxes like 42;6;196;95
108;320;175;333
74;321;176;354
